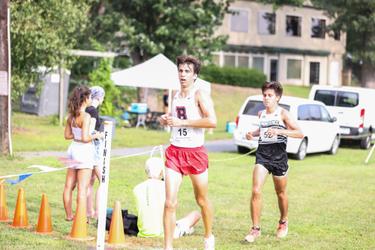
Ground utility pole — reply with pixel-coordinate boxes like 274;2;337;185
0;0;12;156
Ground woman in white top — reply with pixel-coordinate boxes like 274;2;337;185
63;85;102;221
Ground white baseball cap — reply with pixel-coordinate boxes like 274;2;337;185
145;157;164;178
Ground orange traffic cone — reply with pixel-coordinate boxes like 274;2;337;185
11;188;30;228
107;201;126;247
35;193;53;234
0;183;10;222
67;197;94;241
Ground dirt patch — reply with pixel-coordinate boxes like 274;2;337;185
211;83;261;96
12;126;31;134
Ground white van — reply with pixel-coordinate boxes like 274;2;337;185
309;85;375;149
233;95;340;160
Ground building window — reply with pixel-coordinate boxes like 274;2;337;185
230;9;249;33
333;29;340;40
238;56;249;68
286;15;301;37
252;57;264;73
311;18;326;38
224;55;236;67
212;54;220;66
258;12;276;35
270;59;278;81
309;62;320;84
287;59;302;79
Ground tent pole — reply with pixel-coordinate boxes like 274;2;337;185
166;88;172;132
168;88;172;114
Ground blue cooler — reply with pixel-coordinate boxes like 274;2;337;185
130;103;147;114
227;122;236;134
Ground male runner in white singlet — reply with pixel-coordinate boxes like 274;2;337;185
159;55;216;250
244;81;304;243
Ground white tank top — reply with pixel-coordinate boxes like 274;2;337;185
258;107;287;145
170;88;204;148
71;117;83;141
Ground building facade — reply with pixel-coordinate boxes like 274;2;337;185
213;1;346;86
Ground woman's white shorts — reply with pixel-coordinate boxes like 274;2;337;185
67;141;95;169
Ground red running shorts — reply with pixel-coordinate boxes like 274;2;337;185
165;144;208;175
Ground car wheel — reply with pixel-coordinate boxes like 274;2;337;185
328;135;340;155
295;139;307;160
237;146;250;154
360;135;371;149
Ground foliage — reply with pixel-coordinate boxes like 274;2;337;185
69;0;232;103
88;59;120;116
10;0;90;101
201;65;266;88
311;0;375;66
257;0;303;8
78;0;231;63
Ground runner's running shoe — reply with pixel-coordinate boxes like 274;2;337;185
244;227;261;243
276;220;288;238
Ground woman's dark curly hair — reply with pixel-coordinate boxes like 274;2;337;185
68;85;91;117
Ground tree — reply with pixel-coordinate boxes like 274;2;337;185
88;59;121;116
86;0;231;62
74;0;231;101
10;0;90;101
116;0;230;63
0;0;11;155
311;0;375;87
258;0;375;87
257;0;303;7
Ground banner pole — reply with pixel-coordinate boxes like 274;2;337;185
96;121;113;250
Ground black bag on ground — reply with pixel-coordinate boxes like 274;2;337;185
105;208;139;236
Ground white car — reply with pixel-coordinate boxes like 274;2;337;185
233;95;340;160
309;85;375;149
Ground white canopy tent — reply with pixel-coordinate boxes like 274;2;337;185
111;54;211;131
110;53;211;94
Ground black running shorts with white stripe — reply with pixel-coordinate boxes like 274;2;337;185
255;143;288;177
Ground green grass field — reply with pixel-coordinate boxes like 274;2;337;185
283;85;310;98
11;83;311;152
11;84;311;153
6;83;373;249
0;147;374;249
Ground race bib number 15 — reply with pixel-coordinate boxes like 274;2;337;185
175;106;191;139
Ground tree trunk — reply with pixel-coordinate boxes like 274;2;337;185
0;0;11;155
361;63;375;88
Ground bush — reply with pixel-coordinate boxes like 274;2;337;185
200;65;266;88
88;59;121;116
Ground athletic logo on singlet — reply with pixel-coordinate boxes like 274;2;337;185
259;108;287;145
176;106;187;120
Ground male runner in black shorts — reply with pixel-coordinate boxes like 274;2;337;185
244;81;303;242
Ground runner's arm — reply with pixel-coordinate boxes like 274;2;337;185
246;128;260;140
159;114;169;126
276;109;304;138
